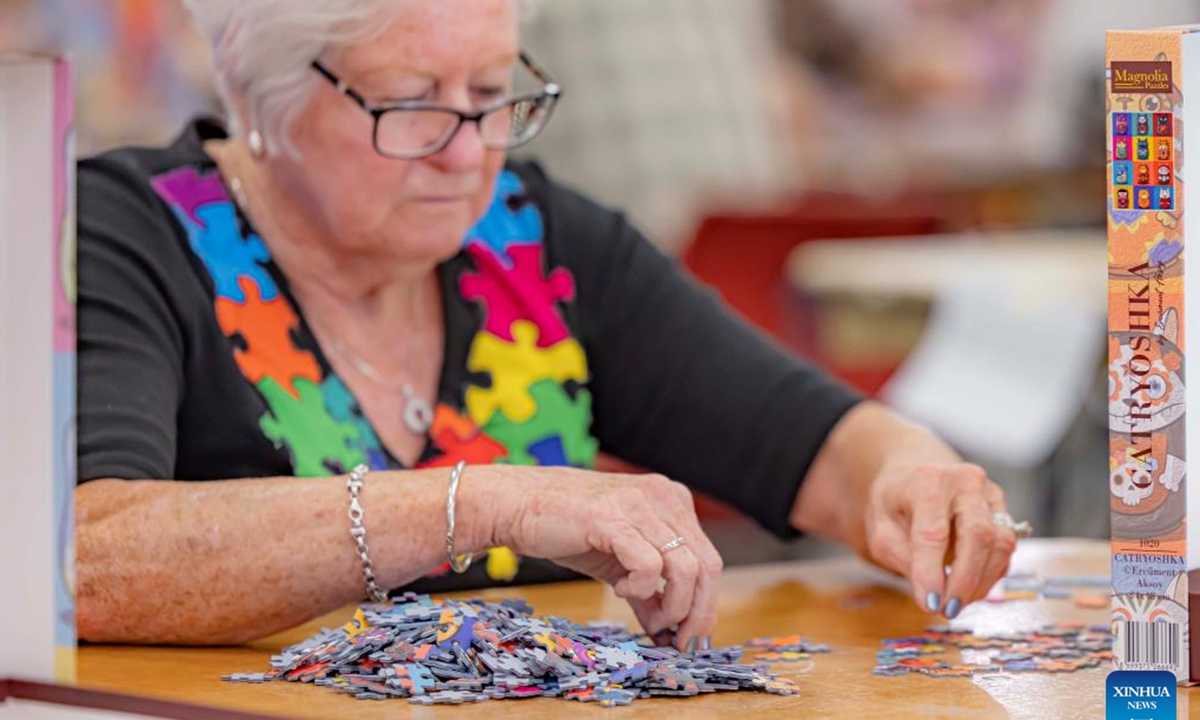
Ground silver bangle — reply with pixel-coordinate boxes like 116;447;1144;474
346;464;389;603
445;460;472;573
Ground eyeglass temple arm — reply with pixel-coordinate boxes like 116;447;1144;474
519;51;560;96
311;60;371;110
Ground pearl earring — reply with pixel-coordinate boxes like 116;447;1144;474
247;129;266;159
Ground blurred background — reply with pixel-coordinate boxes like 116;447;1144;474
3;0;1194;564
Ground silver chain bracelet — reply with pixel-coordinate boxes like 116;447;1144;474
445;460;472;573
346;464;389;603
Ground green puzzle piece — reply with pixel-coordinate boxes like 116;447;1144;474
259;377;365;476
482;379;597;467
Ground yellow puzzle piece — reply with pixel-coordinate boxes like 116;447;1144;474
466;320;587;425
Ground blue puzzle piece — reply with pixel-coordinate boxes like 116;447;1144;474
462;170;543;265
528;435;568;467
443;616;477;650
400;663;438;695
178;202;278;302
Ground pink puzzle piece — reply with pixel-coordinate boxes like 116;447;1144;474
460;241;575;347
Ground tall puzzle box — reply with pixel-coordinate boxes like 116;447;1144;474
1108;26;1200;684
0;53;76;683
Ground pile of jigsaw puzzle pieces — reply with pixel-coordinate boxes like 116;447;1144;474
223;593;804;706
872;624;1112;678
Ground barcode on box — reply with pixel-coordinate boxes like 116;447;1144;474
1117;620;1182;669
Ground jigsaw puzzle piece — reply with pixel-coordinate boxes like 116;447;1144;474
423;405;508;467
150;166;229;228
460;242;575;346
150;168;278;303
462;170;544;264
215;277;320;397
482;380;597;467
259;377;364;476
465;321;587;424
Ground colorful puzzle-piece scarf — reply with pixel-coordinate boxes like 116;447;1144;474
151;166;598;582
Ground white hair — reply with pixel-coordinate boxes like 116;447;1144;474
184;0;536;158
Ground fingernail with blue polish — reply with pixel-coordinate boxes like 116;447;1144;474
925;592;941;612
685;637;698;654
945;597;962;619
699;635;712;651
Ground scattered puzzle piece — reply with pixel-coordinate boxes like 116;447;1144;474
343;608;370;636
758;651;812;662
761;678;802;695
874;624;1110;679
592;645;642;670
436;607;463;645
394;663;437;696
747;635;832;655
1003;591;1039;601
595;685;638;707
409;689;489;705
222;672;272;683
565;686;597;702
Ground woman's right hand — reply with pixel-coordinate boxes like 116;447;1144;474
489;468;723;650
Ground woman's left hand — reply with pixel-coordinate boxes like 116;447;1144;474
863;459;1018;619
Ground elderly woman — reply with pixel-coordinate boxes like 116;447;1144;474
76;0;1021;649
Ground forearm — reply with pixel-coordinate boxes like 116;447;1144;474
789;401;960;555
76;466;503;644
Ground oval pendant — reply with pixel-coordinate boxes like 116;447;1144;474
402;384;434;434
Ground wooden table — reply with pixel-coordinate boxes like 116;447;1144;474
75;539;1197;719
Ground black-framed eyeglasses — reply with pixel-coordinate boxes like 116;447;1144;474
312;52;561;160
